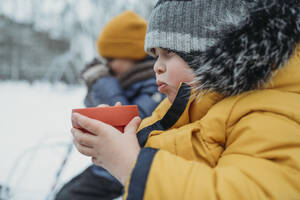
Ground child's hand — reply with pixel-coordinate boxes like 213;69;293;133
97;101;122;107
71;112;141;185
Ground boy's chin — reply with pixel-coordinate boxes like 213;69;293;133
167;94;176;104
163;88;179;104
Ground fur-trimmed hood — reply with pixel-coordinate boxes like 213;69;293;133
190;0;300;96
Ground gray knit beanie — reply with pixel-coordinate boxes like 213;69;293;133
145;0;248;56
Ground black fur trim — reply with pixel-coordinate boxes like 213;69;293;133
190;0;300;96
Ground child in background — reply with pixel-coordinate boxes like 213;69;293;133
71;1;300;199
81;11;163;118
56;11;163;200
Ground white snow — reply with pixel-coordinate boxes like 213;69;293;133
0;81;97;200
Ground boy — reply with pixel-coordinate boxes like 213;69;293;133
71;0;300;199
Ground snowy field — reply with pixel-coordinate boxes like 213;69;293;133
0;81;97;200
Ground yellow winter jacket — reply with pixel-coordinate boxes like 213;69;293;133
123;44;300;199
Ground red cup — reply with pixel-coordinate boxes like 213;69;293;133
72;105;139;133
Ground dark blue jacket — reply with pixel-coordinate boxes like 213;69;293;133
90;76;163;119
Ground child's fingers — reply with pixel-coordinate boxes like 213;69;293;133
73;138;94;157
71;128;96;148
114;101;122;106
124;116;141;134
72;113;109;135
97;104;109;107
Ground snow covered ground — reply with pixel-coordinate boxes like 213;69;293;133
0;81;99;200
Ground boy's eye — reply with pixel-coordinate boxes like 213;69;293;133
164;49;174;56
150;48;158;58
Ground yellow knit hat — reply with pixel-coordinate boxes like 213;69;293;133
97;11;147;60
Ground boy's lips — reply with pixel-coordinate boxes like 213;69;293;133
157;80;167;92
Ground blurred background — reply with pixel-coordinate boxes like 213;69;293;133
0;0;156;84
0;0;157;199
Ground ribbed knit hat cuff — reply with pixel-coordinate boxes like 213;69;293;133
145;31;217;55
98;40;147;60
145;1;218;55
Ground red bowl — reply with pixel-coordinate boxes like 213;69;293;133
72;105;139;133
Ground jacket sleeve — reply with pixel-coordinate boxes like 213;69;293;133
124;112;300;200
90;76;130;106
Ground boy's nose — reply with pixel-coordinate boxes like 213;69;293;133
153;61;166;74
